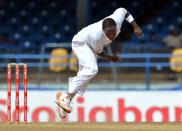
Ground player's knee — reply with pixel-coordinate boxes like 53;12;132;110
92;67;98;75
89;67;98;76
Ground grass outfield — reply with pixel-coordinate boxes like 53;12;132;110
1;123;182;131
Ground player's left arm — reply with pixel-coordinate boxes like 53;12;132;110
130;20;143;38
125;11;143;38
97;51;120;62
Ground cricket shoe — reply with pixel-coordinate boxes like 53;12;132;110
55;92;72;113
56;106;66;118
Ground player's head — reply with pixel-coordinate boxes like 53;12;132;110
102;18;117;41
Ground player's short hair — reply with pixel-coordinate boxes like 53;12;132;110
102;18;116;30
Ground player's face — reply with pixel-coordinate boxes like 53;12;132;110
103;26;117;41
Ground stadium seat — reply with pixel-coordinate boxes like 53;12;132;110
48;48;68;72
0;0;76;51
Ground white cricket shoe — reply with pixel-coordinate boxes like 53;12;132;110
56;106;66;118
56;92;72;113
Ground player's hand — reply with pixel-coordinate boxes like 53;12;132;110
106;53;120;62
134;26;143;38
110;55;120;62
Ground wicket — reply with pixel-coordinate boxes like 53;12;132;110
7;63;28;124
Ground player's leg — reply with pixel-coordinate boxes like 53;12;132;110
57;42;98;112
69;43;98;95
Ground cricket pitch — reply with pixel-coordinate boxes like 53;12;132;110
1;122;182;131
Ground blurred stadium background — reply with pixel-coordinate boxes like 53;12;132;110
0;0;182;123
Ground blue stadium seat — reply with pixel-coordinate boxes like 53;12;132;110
0;0;181;52
0;0;76;50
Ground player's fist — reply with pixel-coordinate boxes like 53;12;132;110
134;26;143;38
107;55;120;62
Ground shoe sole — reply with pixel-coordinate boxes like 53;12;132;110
55;93;72;113
55;101;71;113
56;92;72;113
56;105;66;118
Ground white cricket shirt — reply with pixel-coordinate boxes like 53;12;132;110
72;8;134;53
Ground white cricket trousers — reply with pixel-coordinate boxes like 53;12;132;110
68;42;98;95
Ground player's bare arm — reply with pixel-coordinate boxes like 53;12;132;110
131;21;143;38
97;51;120;62
125;10;143;38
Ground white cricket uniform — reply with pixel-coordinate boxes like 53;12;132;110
69;8;134;95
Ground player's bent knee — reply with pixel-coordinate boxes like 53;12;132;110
91;68;98;75
88;67;98;76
